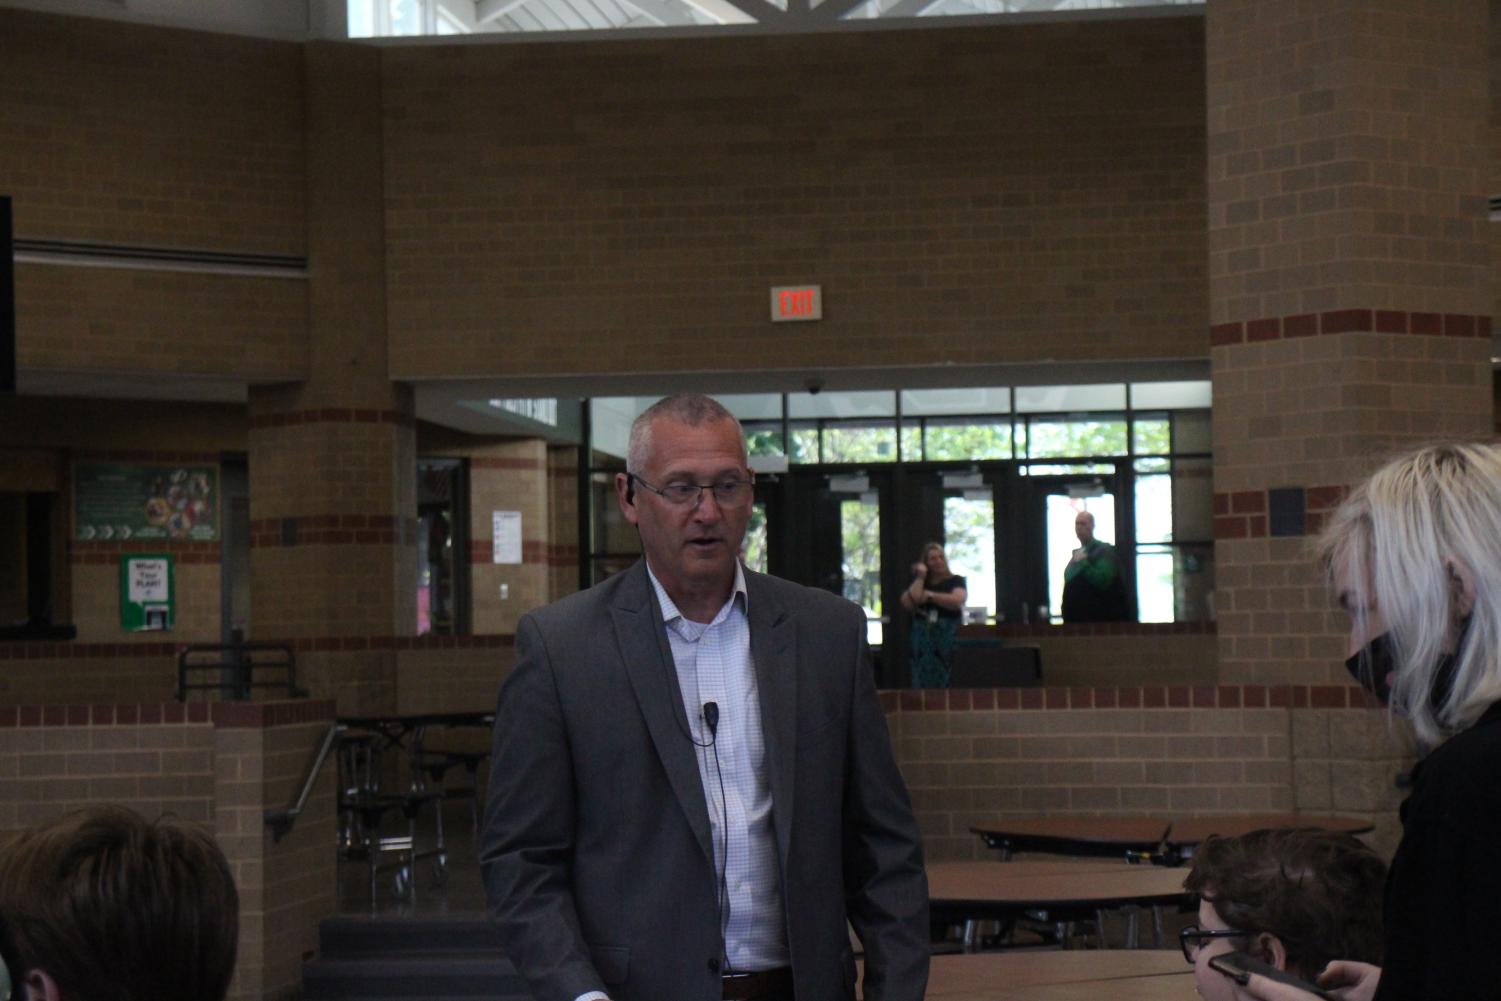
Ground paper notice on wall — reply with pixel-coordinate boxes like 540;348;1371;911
492;511;522;564
128;558;170;603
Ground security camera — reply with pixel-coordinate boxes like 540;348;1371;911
805;377;824;396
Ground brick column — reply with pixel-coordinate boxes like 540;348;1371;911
1208;0;1493;684
249;43;415;713
213;700;338;1001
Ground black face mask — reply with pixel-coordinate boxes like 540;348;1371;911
1345;620;1468;711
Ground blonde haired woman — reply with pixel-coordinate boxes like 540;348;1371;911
1242;442;1501;1001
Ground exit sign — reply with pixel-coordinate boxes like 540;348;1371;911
770;285;822;322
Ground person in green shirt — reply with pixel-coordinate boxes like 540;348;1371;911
1061;510;1130;622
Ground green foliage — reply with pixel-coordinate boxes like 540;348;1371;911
823;427;897;463
922;422;1012;461
840;498;882;614
1026;420;1128;458
744;429;784;457
743;502;769;573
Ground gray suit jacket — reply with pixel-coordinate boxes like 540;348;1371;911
480;561;929;1001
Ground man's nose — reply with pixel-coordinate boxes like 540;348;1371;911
690;487;723;520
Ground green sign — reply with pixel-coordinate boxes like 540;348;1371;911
120;553;175;632
74;463;218;542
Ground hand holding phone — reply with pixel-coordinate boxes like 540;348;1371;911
1207;951;1340;1001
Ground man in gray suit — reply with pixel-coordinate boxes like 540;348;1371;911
481;394;928;1001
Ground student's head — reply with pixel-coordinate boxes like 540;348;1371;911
0;806;239;1001
616;394;753;603
1318;441;1501;745
1181;828;1385;1000
1074;510;1095;544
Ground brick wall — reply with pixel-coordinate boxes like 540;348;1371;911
382;17;1207;380
396;645;514;716
0;8;310;385
885;688;1412;863
0;9;305;253
1207;0;1494;684
548;446;581;602
0;699;339;1001
16;265;309;381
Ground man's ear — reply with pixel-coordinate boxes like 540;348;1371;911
1446;558;1477;618
1254;932;1289;971
615;472;639;526
24;968;62;1001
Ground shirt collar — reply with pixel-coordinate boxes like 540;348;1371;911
645;560;748;627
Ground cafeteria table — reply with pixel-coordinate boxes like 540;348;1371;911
926;860;1192;951
335;712;495;899
971;813;1375;862
862;949;1194;1000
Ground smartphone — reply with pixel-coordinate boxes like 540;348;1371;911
1207;951;1340;1001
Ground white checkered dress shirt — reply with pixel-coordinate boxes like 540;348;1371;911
649;562;790;973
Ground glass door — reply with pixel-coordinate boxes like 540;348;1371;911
1022;472;1129;624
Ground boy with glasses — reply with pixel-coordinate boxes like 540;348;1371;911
1179;827;1385;1001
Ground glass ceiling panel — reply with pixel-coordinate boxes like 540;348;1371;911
349;0;1197;36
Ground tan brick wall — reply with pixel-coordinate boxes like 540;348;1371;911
0;714;216;831
468;442;552;636
382;18;1207;380
548;446;581;602
396;646;515;716
215;713;337;1001
16;265;308;381
0;653;178;705
0;701;340;1001
886;692;1413;863
0;8;305;254
1208;0;1493;684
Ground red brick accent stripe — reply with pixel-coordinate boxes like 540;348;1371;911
469;540;573;565
210;699;337;729
1211;310;1491;346
249;409;415;430
0;634;516;659
472;457;547;471
877;685;1377;713
985;622;1216;639
0;700;337;729
1213;484;1348;540
0;641;181;660
71;540;222;564
249;514;418;548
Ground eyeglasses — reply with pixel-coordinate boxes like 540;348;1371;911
630;474;754;508
1179;924;1258;963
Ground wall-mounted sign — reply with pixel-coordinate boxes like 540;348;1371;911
120;553;174;631
75;463;218;542
770;285;822;322
492;511;522;564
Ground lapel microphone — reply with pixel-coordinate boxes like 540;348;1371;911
703;701;719;739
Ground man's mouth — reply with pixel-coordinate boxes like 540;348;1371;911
687;537;723;551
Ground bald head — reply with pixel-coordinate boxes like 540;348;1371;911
1074;510;1095;544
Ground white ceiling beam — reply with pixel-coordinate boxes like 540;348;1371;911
618;0;697;25
476;0;532;22
679;0;782;20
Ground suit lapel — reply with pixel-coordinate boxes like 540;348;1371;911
611;562;714;863
747;571;797;866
